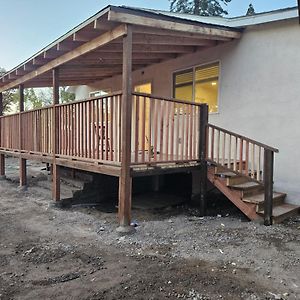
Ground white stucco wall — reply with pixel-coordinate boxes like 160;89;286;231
72;19;300;205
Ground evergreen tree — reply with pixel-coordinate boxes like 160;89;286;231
169;0;232;16
246;3;255;16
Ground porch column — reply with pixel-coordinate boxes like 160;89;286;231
19;84;27;188
0;92;5;180
52;68;60;201
199;104;209;216
117;25;134;233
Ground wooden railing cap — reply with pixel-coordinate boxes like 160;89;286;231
208;123;279;153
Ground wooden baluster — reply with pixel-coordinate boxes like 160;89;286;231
228;134;231;169
96;99;100;160
118;95;122;162
251;143;255;178
141;96;146;162
175;105;180;160
134;96;139;163
185;104;189;160
160;101;165;161
153;100;158;161
216;129;220;164
245;141;249;176
180;104;185;160
222;132;226;166
239;138;244;173
257;146;261;181
189;105;193;160
170;102;175;161
210;127;214;161
233;136;237;171
165;101;170;161
148;97;152;162
105;98;109;160
110;96;115;161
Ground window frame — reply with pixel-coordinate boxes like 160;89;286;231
173;61;221;114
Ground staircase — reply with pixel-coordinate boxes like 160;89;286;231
206;124;300;224
207;164;299;223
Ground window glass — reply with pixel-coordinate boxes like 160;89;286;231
134;83;152;94
173;63;219;113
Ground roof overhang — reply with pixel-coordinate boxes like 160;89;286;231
0;6;242;93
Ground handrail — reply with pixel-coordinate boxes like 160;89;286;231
208;123;279;153
0;91;123;117
132;92;204;107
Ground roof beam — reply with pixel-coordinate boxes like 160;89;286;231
0;24;127;92
133;26;231;41
132;34;217;46
108;10;242;39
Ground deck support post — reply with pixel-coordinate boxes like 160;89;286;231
52;68;60;201
0;92;5;180
19;84;27;188
117;24;134;233
199;104;209;216
264;149;274;226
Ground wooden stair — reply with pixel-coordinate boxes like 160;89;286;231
207;164;299;224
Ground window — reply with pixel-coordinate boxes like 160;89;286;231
173;63;219;113
134;82;152;94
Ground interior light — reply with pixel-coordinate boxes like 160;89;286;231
211;82;217;86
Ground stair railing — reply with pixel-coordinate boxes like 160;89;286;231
207;123;279;225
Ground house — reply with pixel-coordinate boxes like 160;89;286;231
0;5;299;230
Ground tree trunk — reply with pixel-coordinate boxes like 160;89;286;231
194;0;200;15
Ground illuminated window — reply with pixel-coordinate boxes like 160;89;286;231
173;63;219;113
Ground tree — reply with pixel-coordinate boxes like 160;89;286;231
0;67;19;113
0;67;75;113
246;3;255;16
169;0;232;16
60;86;75;103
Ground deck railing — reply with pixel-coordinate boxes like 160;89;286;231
131;92;203;165
0;92;206;167
207;123;278;182
0;113;19;151
207;123;279;226
56;92;122;163
0;92;123;164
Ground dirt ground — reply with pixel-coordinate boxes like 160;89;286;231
0;159;299;300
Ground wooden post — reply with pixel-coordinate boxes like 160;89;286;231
199;104;209;216
264;149;274;226
117;25;134;232
52;68;60;201
19;84;27;187
0;92;5;179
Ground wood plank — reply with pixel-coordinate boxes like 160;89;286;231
118;25;133;227
19;84;27;187
52;68;60;202
108;10;242;39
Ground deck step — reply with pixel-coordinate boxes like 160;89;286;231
215;171;237;178
257;203;300;224
243;192;286;204
229;181;262;191
215;171;251;186
243;192;286;211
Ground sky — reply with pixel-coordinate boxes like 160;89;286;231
0;0;297;71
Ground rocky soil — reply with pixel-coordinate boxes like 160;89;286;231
0;158;299;299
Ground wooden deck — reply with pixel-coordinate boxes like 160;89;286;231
0;92;204;177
